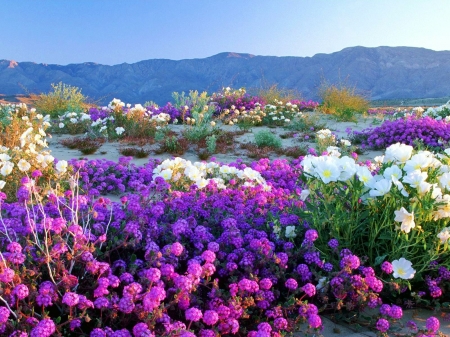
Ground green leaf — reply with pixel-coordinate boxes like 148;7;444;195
374;255;388;266
130;254;137;263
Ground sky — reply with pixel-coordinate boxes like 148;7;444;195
1;0;449;65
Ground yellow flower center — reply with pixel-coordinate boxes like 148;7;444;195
323;170;332;178
397;268;405;276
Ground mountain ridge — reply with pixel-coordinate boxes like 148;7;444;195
1;46;450;105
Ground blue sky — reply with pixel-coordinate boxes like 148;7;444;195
1;0;449;65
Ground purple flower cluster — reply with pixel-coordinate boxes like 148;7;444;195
289;99;320;111
0;154;445;336
351;117;450;149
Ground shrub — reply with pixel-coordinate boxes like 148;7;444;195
254;130;282;149
0;104;64;201
118;147;150;158
209;87;265;114
252;83;301;105
60;137;105;155
34;82;88;118
262;101;302;127
318;80;369;121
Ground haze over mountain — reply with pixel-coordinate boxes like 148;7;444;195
1;46;449;105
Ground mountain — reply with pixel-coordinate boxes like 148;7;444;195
1;46;450;105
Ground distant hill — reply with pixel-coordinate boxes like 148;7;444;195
1;46;450;105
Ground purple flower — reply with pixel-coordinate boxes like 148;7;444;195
13;284;29;300
376;318;389;333
62;292;80;307
305;229;318;242
308;314;322;329
381;261;393;274
171;242;184;256
302;283;316;297
0;307;10;324
185;307;203;322
426;316;440;332
203;310;219;325
285;278;298;290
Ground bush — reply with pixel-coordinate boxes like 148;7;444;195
34;82;88;118
254;130;282;149
318;80;369;121
251;83;301;105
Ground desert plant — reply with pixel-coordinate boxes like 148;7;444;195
254;130;283;149
156;136;188;155
251;83;301;105
118;147;150;158
34;82;88;118
318;79;370;122
287;113;327;132
206;134;217;154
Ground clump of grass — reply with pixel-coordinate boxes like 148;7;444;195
60;137;104;154
318;79;370;122
119;147;150;158
240;143;272;159
251;83;301;104
254;130;283;149
279;145;308;158
33;82;88;118
198;149;211;160
155;136;189;155
119;136;154;147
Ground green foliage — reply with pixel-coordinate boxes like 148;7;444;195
318;79;370;122
206;134;217;154
254;130;283;149
35;82;87;118
287;113;327;132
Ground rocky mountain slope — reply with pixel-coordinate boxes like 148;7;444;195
1;46;449;105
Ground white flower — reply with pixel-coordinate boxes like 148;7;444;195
340;139;351;147
0;162;14;176
337;156;357;181
402;170;428;188
299;189;310;201
55;160;68;174
392;258;416;279
394;207;415;233
159;168;173;181
438;172;450;191
384;143;414;163
383;165;403;181
115;127;125;135
403;153;432;173
70;118;77;124
369;179;392;197
374;155;385;164
17;159;31;172
316;277;328;291
285;226;297;238
0;153;11;162
314;159;340;184
356;166;374;187
437;227;450;244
